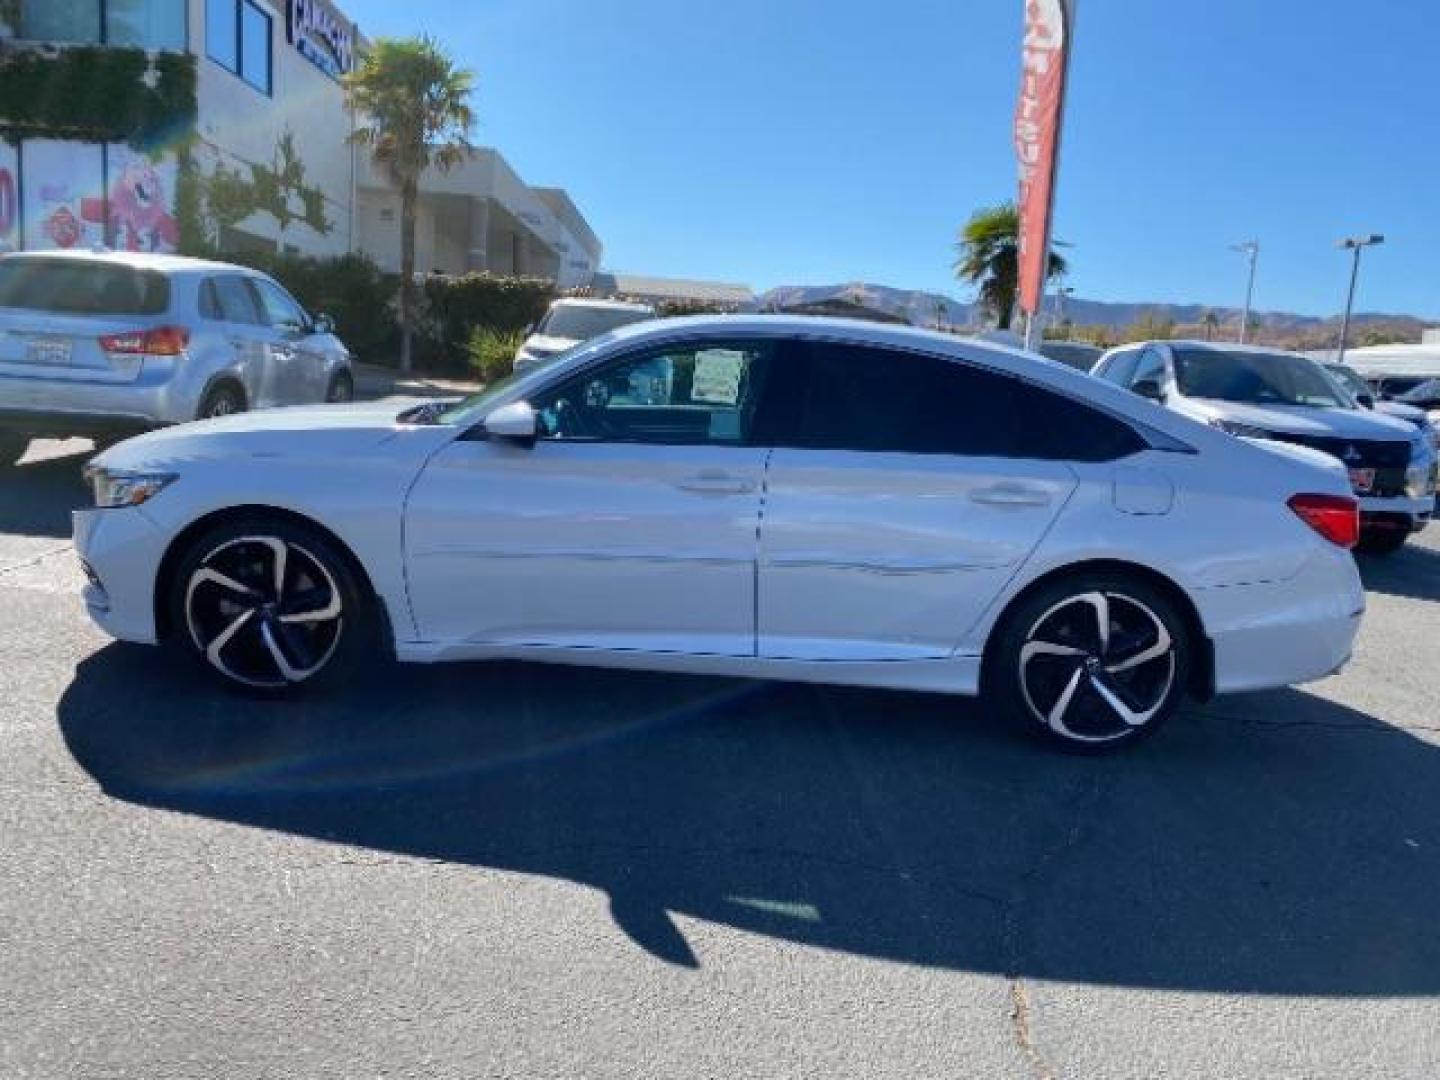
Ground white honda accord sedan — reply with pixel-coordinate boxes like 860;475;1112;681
73;316;1366;750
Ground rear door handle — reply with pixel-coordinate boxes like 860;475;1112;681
676;470;756;495
970;483;1052;508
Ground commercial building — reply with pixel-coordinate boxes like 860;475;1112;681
0;0;600;281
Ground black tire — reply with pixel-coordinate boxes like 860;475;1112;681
0;431;28;467
165;517;376;696
1355;527;1409;557
197;381;246;420
985;571;1190;753
325;369;355;403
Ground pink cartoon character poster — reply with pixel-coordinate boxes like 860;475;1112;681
106;146;179;254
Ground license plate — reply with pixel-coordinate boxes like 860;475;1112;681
1348;467;1376;494
25;339;72;366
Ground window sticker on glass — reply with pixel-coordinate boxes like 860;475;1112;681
691;349;746;405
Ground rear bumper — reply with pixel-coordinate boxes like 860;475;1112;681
72;505;168;645
1195;544;1365;694
0;358;197;433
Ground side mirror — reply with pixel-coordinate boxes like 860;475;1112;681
313;313;336;335
1131;378;1165;402
482;400;537;442
1357;392;1376;409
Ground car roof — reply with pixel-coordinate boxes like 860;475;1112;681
1112;339;1313;360
551;297;654;313
0;248;248;276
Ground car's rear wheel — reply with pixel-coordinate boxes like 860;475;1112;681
1355;526;1409;556
987;572;1190;752
325;369;355;403
198;382;246;420
0;432;28;467
167;518;374;694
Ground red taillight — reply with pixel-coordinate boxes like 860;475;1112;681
99;325;189;356
1288;493;1360;549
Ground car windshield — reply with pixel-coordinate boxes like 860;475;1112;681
538;305;650;340
1323;364;1372;401
429;336;604;425
1173;347;1350;408
0;258;170;315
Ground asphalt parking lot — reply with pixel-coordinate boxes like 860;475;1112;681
3;434;1440;1079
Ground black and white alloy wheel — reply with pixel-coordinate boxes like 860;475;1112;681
180;531;350;690
992;576;1188;750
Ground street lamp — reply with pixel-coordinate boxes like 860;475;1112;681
1336;234;1385;364
1229;240;1260;343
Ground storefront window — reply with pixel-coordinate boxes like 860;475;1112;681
107;0;186;50
21;0;102;43
207;0;272;96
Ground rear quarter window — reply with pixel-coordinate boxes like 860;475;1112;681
0;258;170;316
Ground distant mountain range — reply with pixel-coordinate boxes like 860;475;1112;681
756;283;1434;348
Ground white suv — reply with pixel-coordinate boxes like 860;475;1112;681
0;250;353;465
513;298;655;373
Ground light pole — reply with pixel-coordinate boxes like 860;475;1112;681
1336;234;1385;364
1229;240;1259;343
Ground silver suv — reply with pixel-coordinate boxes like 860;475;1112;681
0;251;353;465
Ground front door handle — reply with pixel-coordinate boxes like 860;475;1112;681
970;483;1052;508
676;470;756;495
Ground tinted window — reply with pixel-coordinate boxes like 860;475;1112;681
107;0;185;48
1173;347;1349;408
0;258;169;315
251;278;307;330
21;0;101;42
1097;348;1140;386
789;343;1142;462
539;305;652;340
532;341;770;446
1129;348;1165;389
205;0;237;68
208;0;270;94
240;1;272;94
211;276;262;324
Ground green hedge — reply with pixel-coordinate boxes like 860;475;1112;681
0;46;197;149
220;252;555;372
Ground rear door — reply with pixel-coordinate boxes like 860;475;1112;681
248;277;323;403
755;341;1080;661
202;274;270;404
0;257;170;386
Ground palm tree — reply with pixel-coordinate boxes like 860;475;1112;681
953;202;1066;330
345;37;475;372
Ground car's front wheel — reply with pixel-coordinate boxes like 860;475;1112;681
167;518;375;694
987;572;1190;752
0;431;28;467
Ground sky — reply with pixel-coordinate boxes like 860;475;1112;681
339;0;1439;319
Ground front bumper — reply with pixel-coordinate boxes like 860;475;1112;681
72;505;169;645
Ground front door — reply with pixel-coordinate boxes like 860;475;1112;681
757;341;1078;660
248;277;319;403
404;338;776;654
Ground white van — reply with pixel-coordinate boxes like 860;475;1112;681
513;298;655;373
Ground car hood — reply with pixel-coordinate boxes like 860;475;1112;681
521;334;579;355
93;399;447;470
1190;398;1417;441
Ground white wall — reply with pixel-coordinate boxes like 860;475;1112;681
188;0;355;256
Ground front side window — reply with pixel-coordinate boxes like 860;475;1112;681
207;0;272;95
532;341;770;446
1173;347;1350;408
20;0;101;43
250;278;308;330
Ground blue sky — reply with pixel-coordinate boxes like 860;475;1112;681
341;0;1437;318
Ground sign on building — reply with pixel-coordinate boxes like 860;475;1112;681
288;0;355;78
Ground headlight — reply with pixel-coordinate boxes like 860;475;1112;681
1210;418;1274;439
82;467;177;509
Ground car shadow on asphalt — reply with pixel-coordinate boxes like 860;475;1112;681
1356;543;1440;603
58;646;1440;994
0;443;92;539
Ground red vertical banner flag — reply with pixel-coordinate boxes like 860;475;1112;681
1015;0;1072;319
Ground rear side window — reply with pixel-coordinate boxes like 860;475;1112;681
209;275;263;324
786;343;1143;462
0;258;170;315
